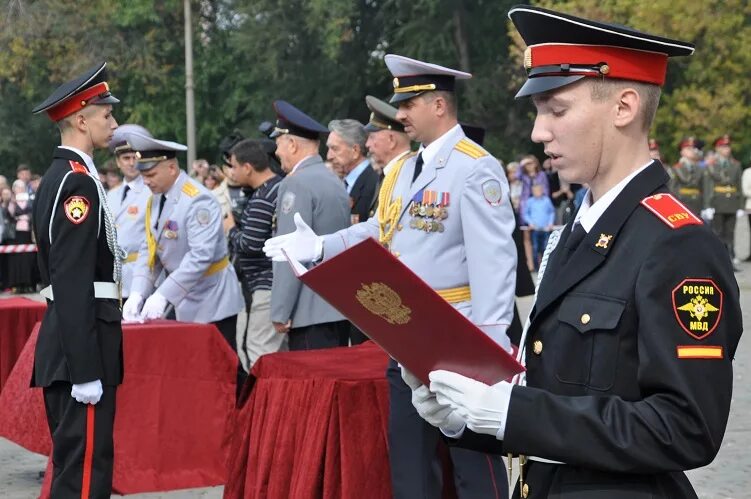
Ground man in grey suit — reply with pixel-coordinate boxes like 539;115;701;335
265;56;516;498
269;100;352;350
121;133;245;356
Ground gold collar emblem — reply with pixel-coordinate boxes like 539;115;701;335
595;233;613;249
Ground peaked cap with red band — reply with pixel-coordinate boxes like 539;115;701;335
31;61;119;121
714;134;731;147
508;6;695;98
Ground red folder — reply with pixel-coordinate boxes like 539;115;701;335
285;237;524;385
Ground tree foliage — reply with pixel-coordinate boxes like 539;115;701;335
0;0;748;179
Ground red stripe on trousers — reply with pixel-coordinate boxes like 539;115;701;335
81;404;95;499
486;454;500;499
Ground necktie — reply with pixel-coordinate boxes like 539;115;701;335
155;194;166;229
560;223;586;265
121;185;130;203
411;152;424;184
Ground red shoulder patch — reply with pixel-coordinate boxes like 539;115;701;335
68;160;88;174
640;193;703;229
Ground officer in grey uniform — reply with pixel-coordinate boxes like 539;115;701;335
704;134;743;261
264;56;516;499
668;137;704;216
106;124;153;299
121;133;245;353
268;100;352;350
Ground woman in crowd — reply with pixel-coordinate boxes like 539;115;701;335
204;165;232;219
6;180;37;293
506;161;523;213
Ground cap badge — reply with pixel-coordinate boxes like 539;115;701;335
393;77;400;89
524;47;532;69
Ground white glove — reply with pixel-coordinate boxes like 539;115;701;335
263;212;323;263
429;370;513;440
701;208;715;221
122;292;144;323
401;366;465;434
139;291;168;321
737;209;746;219
71;379;103;405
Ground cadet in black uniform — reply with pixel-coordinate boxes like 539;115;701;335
31;62;123;499
402;6;743;499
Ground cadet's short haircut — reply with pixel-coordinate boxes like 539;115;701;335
422;90;458;116
231;139;270;173
588;79;661;132
328;119;368;155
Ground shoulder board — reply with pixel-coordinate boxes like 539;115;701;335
182;182;199;197
640;193;703;229
454;138;488;159
68;160;88;174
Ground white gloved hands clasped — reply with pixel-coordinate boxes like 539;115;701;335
737;209;747;219
701;208;715;221
263;213;323;263
71;379;103;405
122;292;144;323
401;366;465;435
139;292;168;321
429;370;513;440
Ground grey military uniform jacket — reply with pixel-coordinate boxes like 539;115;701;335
322;125;516;348
130;170;244;323
704;158;743;214
107;175;150;296
668;158;703;216
271;155;351;328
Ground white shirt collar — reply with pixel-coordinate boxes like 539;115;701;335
383;149;412;177
123;175;143;190
418;124;461;166
59;145;98;176
575;161;653;233
290;154;317;175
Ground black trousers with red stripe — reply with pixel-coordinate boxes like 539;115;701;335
43;382;117;499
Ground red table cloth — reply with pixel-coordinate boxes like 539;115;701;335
225;341;393;499
0;320;238;495
0;297;46;393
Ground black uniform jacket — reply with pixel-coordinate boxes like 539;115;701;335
31;147;123;388
349;162;379;223
454;161;743;498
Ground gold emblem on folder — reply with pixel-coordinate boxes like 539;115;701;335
356;282;412;325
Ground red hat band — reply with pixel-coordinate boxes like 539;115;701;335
47;82;111;122
715;135;731;147
526;44;668;86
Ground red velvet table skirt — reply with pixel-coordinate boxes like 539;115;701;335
0;297;46;393
0;320;238;495
225;341;393;499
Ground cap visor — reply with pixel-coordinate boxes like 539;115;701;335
514;75;586;99
97;95;120;105
136;162;158;171
389;91;421;104
364;123;383;132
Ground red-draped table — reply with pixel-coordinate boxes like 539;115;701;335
0;320;238;495
225;341;393;499
0;297;46;393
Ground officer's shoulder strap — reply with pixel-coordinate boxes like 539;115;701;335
68;160;88;174
453;138;488;160
640;193;703;230
182;180;199;197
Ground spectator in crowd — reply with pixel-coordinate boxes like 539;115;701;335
519;154;549;270
204;164;232;219
7;179;37;293
545;157;574;224
16;164;33;195
523;182;555;270
327;119;378;224
648;138;662;161
29;174;41;203
506;161;523;213
103;160;123;191
224;139;286;369
743;164;751;261
0;187;12;290
190;158;210;182
0;175;8;191
574;183;589;211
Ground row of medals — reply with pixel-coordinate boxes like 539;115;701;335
408;201;448;233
